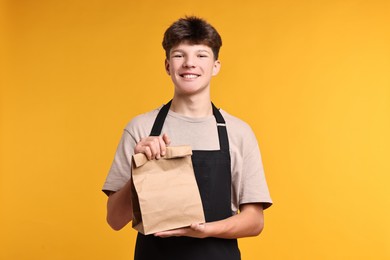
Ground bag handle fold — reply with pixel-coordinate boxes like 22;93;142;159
133;145;192;168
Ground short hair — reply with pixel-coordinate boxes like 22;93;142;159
162;16;222;60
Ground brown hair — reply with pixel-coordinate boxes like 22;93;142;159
162;16;222;60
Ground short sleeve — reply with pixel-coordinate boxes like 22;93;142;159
101;108;159;196
102;129;137;196
224;110;273;212
239;133;273;210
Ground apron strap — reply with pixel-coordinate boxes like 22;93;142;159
149;100;172;136
149;100;230;151
212;103;230;152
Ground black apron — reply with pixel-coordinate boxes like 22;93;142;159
134;101;240;260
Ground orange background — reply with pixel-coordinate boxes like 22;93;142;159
1;0;389;259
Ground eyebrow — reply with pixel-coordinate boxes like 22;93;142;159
171;49;211;54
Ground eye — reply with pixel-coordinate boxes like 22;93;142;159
172;53;183;58
198;54;208;58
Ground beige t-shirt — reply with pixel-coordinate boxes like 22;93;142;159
102;106;272;214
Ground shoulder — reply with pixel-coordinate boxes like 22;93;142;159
220;109;256;139
124;106;161;135
219;108;261;158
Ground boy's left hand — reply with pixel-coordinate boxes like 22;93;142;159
154;223;207;238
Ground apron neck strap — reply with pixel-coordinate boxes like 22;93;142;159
212;103;230;151
150;100;172;136
149;100;230;151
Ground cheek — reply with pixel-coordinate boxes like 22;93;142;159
165;60;178;75
168;62;179;75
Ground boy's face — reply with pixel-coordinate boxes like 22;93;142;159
165;42;221;97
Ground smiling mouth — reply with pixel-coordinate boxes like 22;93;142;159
180;73;200;79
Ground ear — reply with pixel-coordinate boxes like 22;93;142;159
212;60;221;76
165;59;171;75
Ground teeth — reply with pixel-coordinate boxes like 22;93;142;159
182;74;198;79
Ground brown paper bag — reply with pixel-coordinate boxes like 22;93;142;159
131;145;205;235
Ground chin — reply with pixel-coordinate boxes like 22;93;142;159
176;86;205;96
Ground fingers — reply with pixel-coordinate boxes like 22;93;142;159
135;137;161;160
157;136;167;158
134;133;171;160
158;133;171;158
154;223;206;238
154;228;186;238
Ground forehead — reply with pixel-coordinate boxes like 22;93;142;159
170;42;213;53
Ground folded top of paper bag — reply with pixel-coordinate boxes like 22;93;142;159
133;145;193;168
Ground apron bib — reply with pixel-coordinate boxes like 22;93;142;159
134;100;240;260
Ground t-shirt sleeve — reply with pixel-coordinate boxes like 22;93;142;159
101;109;158;196
102;129;136;196
239;132;273;210
227;117;272;210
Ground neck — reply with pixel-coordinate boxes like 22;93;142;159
170;94;212;118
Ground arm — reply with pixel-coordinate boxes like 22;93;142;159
154;203;264;239
106;133;171;230
106;180;133;231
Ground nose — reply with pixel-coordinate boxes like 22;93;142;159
183;56;196;68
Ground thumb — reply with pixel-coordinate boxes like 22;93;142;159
162;133;171;145
190;223;205;232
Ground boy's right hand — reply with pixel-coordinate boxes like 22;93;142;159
134;133;171;160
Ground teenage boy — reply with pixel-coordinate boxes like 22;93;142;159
102;16;272;260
